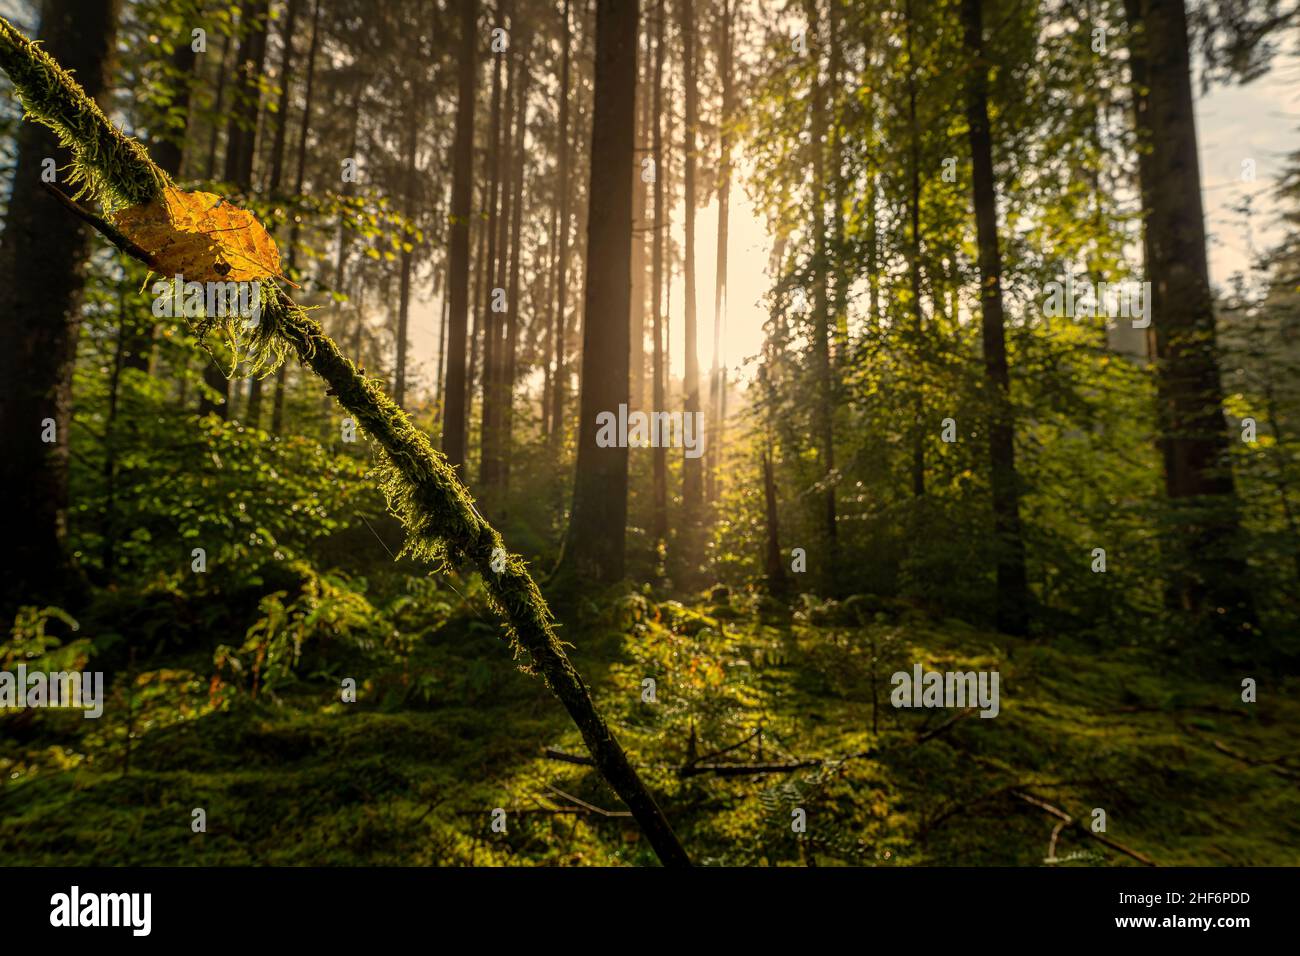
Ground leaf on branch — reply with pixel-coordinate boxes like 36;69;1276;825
112;185;283;283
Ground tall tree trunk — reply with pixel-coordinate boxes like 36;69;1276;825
677;0;703;577
204;27;234;179
0;0;120;613
548;0;574;447
629;20;650;412
394;95;420;409
762;444;787;595
1123;0;1257;640
441;0;478;470
708;0;735;504
804;0;838;584
650;0;668;547
501;51;532;498
905;0;925;498
274;0;322;436
248;0;301;426
128;15;200;375
478;0;509;485
962;0;1030;635
222;0;269;188
203;0;269;421
562;0;638;584
266;0;301;195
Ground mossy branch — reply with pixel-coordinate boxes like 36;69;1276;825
0;16;690;866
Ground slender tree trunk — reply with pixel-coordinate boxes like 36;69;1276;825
0;0;120;613
804;0;838;584
202;0;269;421
274;0;322;435
762;444;786;595
561;0;638;584
906;0;925;499
442;0;478;470
709;0;735;504
1123;0;1257;640
222;0;269;188
394;95;420;408
266;0;300;194
650;0;668;547
478;1;509;484
549;0;574;447
127;17;199;375
962;0;1030;635
677;0;704;577
629;21;650;412
501;52;532;498
204;28;234;179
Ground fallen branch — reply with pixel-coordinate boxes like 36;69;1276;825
0;16;689;867
1012;790;1157;867
1210;739;1300;781
679;760;822;778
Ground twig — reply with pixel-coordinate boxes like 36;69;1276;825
1012;790;1157;867
40;182;163;270
544;784;632;817
1210;739;1300;781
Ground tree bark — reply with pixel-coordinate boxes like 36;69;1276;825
274;0;322;436
650;0;668;548
441;0;478;470
709;0;735;504
501;50;532;498
548;0;574;448
1123;0;1258;639
962;0;1030;635
676;0;704;578
561;0;638;584
0;0;120;614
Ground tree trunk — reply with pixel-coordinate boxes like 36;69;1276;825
709;0;735;504
905;0;925;498
394;95;420;409
548;0;574;448
1123;0;1257;640
762;445;787;595
128;19;199;375
962;0;1030;635
222;0;269;189
441;0;478;470
501;51;532;498
804;0;838;584
650;0;668;547
0;0;120;613
204;28;234;179
265;0;301;195
562;0;638;584
478;0;509;485
677;0;704;578
274;0;322;436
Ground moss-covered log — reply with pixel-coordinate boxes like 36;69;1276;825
0;16;690;867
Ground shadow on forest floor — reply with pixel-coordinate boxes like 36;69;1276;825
2;584;1297;866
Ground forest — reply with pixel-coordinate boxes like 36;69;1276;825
0;0;1298;869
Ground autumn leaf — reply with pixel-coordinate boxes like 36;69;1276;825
112;185;283;283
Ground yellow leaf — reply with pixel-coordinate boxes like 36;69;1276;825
113;186;283;283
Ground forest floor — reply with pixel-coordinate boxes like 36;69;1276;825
2;580;1297;866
